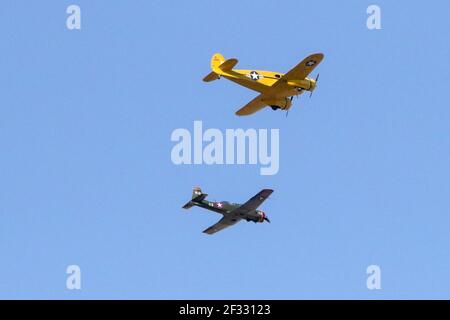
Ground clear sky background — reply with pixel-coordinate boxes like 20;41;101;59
0;1;448;299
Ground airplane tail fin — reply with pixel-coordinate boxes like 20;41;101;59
211;53;225;70
182;187;208;209
203;53;239;82
191;187;203;199
203;53;224;82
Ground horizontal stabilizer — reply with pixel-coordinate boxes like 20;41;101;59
193;193;208;202
182;201;195;209
182;193;208;209
218;58;238;71
203;72;220;82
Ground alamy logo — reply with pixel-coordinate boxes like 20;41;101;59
366;5;381;30
366;264;382;290
66;265;81;290
171;121;279;175
66;5;81;30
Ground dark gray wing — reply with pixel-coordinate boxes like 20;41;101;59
203;216;241;235
232;189;274;215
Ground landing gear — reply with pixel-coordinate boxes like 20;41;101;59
271;105;280;111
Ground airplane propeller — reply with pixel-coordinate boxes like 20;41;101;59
264;216;271;223
286;96;294;117
309;73;320;98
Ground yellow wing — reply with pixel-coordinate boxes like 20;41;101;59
262;53;324;97
235;94;267;116
282;53;324;81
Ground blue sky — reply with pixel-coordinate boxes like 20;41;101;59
0;1;448;299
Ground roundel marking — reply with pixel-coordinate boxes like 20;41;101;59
249;71;262;81
305;60;317;67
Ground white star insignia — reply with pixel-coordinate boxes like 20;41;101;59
249;71;260;80
216;202;223;208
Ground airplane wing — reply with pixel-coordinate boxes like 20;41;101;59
202;189;273;234
260;53;324;99
281;53;324;81
203;216;241;235
235;94;266;116
231;189;274;215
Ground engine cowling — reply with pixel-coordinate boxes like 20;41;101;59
257;211;266;223
287;78;316;91
265;97;292;110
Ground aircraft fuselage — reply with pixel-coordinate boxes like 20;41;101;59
221;69;316;97
191;199;266;223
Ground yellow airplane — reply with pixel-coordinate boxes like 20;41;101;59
203;53;324;116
